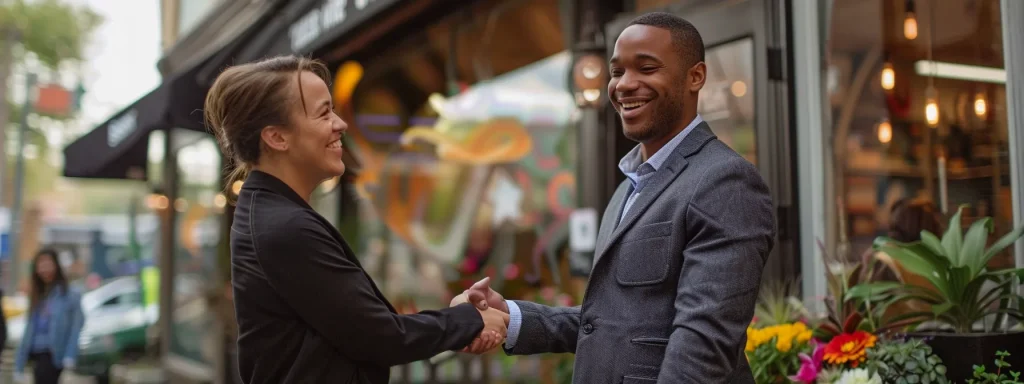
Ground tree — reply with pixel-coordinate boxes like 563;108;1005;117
0;0;102;206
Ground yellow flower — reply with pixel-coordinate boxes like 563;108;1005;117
745;322;812;353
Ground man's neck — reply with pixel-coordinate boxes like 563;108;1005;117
640;112;697;161
252;162;317;203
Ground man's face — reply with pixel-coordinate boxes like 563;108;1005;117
608;25;694;143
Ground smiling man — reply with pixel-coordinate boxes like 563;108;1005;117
452;12;776;383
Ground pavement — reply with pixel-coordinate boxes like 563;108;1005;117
2;347;97;383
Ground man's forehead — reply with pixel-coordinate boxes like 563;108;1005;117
612;25;672;57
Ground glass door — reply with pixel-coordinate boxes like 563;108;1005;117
604;0;797;283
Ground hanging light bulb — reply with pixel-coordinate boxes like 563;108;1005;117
878;118;893;144
881;56;895;91
904;0;918;40
925;86;939;126
973;92;987;118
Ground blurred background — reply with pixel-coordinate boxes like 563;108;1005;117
0;0;1022;383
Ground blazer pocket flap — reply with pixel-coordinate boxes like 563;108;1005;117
620;221;673;244
623;375;658;384
630;337;669;346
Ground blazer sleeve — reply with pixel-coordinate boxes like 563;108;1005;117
658;156;776;383
503;301;580;355
257;214;484;367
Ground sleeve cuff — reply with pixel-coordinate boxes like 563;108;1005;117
504;300;523;348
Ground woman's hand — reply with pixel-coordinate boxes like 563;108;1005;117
462;307;508;354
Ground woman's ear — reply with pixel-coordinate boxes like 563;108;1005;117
260;125;290;152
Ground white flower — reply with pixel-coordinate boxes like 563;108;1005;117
834;368;882;384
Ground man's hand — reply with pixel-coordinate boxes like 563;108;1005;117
451;277;507;313
452;277;509;353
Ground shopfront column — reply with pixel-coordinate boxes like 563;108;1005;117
791;0;829;309
1001;0;1024;270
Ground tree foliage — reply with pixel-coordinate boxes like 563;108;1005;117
0;0;103;68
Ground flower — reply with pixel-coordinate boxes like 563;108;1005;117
834;368;882;384
823;331;877;367
788;339;824;383
745;322;814;353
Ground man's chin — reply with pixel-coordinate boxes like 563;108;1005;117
622;125;654;143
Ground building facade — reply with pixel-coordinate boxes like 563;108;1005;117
61;0;1024;382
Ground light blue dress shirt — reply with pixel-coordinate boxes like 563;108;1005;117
504;115;704;349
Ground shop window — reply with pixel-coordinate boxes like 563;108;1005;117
827;0;1013;268
700;38;756;165
333;0;577;380
169;133;221;367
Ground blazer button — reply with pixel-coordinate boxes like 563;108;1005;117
582;323;594;334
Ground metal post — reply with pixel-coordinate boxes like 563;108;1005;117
1000;0;1024;274
7;72;35;293
791;0;829;312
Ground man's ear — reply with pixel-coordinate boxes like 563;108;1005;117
260;125;290;152
688;61;707;93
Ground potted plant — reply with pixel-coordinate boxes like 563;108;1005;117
868;206;1024;382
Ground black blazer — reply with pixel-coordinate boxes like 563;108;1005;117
230;170;484;384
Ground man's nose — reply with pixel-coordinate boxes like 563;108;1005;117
615;72;640;94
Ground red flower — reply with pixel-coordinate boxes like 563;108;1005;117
822;331;877;367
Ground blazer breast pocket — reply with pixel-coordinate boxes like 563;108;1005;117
616;221;674;286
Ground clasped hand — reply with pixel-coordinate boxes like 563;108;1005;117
450;277;508;354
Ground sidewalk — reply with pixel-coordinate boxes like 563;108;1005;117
2;347;96;383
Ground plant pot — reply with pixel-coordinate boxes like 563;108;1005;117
907;330;1024;382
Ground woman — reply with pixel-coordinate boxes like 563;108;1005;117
205;55;507;384
14;248;85;384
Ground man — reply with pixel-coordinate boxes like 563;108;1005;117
452;12;775;383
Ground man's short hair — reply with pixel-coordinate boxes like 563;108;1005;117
626;12;705;67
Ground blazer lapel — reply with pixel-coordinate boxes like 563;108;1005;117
592;181;630;267
596;123;718;263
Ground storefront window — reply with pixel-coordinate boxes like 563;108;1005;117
700;37;756;164
169;132;221;367
334;0;575;380
827;0;1014;267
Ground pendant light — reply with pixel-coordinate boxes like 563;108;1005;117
924;1;938;127
974;91;987;118
904;0;918;40
878;118;893;144
881;53;896;91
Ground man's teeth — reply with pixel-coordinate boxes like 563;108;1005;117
622;101;647;109
328;140;342;149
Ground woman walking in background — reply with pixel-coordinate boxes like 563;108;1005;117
13;248;85;384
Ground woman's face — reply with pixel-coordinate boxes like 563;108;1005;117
282;71;348;182
35;255;57;284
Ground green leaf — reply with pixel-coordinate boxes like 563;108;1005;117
941;206;967;265
846;282;903;301
876;238;952;296
983;225;1024;267
921;230;946;257
961;217;994;275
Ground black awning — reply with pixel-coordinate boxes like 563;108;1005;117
62;86;168;179
236;0;403;62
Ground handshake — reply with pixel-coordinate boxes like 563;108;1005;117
450;277;508;354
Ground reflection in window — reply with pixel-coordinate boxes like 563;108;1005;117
699;38;756;164
828;0;1013;268
332;0;576;380
170;135;221;366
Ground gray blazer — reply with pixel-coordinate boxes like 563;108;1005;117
506;123;775;383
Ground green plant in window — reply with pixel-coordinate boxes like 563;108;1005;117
864;337;949;384
967;351;1023;384
854;206;1024;334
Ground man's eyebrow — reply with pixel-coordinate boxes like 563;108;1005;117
634;52;663;64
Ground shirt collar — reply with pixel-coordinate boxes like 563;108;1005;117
618;114;704;178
